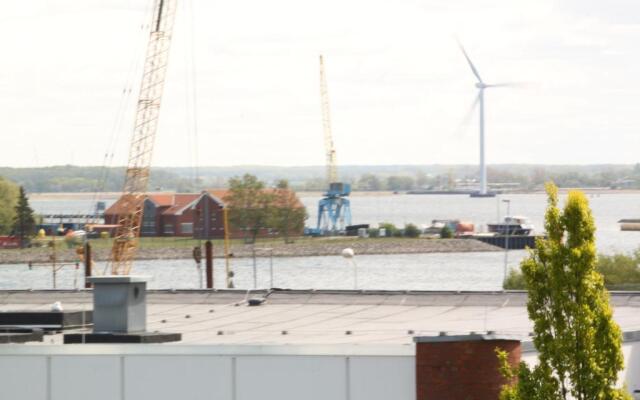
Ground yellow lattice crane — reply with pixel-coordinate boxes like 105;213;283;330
109;0;177;275
315;55;352;234
319;55;338;184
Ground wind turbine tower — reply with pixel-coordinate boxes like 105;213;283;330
458;42;513;198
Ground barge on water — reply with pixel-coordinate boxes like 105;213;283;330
619;219;640;231
468;234;542;249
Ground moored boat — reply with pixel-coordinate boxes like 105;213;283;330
487;216;534;236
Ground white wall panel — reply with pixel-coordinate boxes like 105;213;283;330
350;356;415;400
236;356;347;400
125;355;233;400
623;343;640;395
0;355;47;400
50;356;120;400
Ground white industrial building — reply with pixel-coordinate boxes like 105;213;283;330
0;290;638;400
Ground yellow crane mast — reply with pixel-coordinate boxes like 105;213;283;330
319;55;338;184
109;0;177;275
315;55;352;234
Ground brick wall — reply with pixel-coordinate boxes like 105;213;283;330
415;335;521;400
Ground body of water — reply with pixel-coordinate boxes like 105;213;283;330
300;192;640;254
18;192;639;291
0;251;521;291
31;192;640;253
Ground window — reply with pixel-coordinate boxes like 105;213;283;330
181;223;193;234
164;224;174;234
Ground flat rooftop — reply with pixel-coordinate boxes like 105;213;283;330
1;290;639;345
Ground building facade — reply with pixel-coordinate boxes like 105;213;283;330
105;193;211;238
104;189;304;239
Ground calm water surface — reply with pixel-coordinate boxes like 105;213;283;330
0;252;520;291
19;192;640;291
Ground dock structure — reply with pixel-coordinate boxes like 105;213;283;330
619;219;640;231
470;234;542;249
40;214;104;227
0;289;638;399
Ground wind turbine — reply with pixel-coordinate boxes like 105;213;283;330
458;41;514;198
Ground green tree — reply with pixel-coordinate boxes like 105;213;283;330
12;186;36;248
271;180;307;243
498;183;630;400
386;175;415;191
439;225;453;239
415;171;429;188
0;177;19;234
377;222;398;237
403;223;421;238
597;250;640;288
224;174;275;244
357;174;382;191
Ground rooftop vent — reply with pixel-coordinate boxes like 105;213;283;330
64;276;181;344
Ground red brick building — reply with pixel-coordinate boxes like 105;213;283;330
104;189;304;239
105;193;205;237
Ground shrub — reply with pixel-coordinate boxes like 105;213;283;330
404;223;421;238
597;250;640;286
503;268;526;290
503;248;640;290
378;222;398;237
368;228;379;238
440;226;454;239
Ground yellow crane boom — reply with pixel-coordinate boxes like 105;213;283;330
319;55;338;184
109;0;177;275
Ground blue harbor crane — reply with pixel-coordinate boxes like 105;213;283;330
317;182;352;234
314;55;352;235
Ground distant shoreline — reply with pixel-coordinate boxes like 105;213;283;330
26;188;640;201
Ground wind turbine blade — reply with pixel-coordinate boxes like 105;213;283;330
484;82;525;88
456;40;483;83
453;93;480;137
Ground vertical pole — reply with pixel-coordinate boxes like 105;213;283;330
252;247;257;289
194;245;203;289
269;249;273;288
84;242;92;289
223;207;231;288
503;200;511;286
74;263;79;290
205;240;213;289
479;89;486;195
198;258;203;289
353;259;358;290
52;236;57;289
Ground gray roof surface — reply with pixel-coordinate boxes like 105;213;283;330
1;290;639;345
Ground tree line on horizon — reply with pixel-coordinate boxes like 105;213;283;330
2;164;640;193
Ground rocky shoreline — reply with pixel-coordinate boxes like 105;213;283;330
0;238;500;265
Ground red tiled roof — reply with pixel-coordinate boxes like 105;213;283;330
105;193;193;215
148;194;177;207
161;194;200;215
205;189;229;204
105;189;304;216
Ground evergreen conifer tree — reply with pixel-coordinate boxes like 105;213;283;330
12;186;35;248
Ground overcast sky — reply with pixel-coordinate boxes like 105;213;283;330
1;0;640;168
